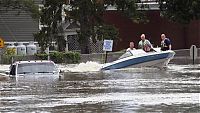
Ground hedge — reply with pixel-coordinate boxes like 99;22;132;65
1;51;81;64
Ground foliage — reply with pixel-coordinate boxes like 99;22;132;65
35;51;80;64
68;0;105;53
35;0;147;53
40;0;63;31
34;27;51;53
96;24;119;40
63;52;80;63
4;48;16;56
49;51;64;63
1;51;80;64
35;53;48;60
1;55;12;64
111;0;147;23
0;0;40;19
159;0;200;24
1;48;16;64
1;55;25;64
67;0;146;53
34;0;66;52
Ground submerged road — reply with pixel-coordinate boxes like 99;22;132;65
0;64;199;113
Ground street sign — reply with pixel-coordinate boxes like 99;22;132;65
0;38;4;48
103;40;113;52
190;45;198;64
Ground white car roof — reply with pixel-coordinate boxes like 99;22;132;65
13;60;55;65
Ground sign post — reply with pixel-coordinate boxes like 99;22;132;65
45;47;50;60
190;45;198;64
103;40;113;63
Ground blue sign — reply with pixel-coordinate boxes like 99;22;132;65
103;40;113;51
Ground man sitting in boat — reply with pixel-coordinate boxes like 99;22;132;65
138;34;153;52
160;34;172;51
126;42;136;52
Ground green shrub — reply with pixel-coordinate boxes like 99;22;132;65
35;54;48;60
1;51;80;64
73;52;81;63
49;52;64;63
1;55;12;64
35;51;80;64
63;52;80;63
4;48;17;55
1;55;26;64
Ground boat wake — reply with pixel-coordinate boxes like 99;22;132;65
59;61;103;73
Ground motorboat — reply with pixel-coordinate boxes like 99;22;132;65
101;48;175;70
9;60;60;79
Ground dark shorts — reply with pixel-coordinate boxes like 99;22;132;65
161;47;169;51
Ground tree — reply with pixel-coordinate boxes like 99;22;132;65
159;0;200;24
68;0;145;53
35;0;146;53
96;24;119;40
68;0;105;53
34;0;65;53
0;0;39;19
33;27;50;53
109;0;147;23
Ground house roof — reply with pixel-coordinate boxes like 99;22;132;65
0;0;42;42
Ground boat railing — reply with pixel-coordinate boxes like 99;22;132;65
118;51;133;59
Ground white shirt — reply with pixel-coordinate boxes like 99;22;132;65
138;39;152;49
126;48;136;52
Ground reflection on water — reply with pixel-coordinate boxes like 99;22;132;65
0;64;200;113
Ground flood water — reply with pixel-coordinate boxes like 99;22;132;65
0;63;200;113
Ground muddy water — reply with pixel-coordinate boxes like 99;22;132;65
0;64;199;113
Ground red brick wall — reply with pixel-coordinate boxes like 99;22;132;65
186;20;200;48
103;10;200;51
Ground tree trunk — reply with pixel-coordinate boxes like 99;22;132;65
79;36;90;54
57;36;66;52
79;13;91;54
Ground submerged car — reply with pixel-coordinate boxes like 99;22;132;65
9;60;60;79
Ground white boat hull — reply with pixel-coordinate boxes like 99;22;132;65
127;57;171;68
101;48;175;70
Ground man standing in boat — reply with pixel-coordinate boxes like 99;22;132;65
126;42;136;52
138;34;153;52
160;34;172;51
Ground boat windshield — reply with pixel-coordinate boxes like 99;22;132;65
118;51;133;59
17;62;57;74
